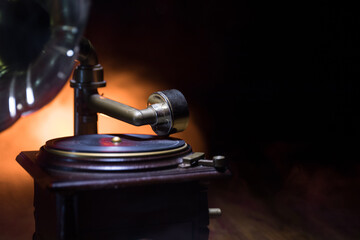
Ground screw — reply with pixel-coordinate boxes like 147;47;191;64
111;136;121;143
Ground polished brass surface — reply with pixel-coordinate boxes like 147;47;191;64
44;143;188;158
111;136;121;143
89;94;158;127
198;156;227;171
182;152;205;166
88;89;189;136
148;89;189;135
198;159;214;167
179;153;228;171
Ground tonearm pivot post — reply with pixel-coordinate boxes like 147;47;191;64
71;38;189;136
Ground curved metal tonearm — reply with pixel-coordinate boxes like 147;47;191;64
71;39;189;136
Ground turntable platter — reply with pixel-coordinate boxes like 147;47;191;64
37;134;192;172
45;134;186;154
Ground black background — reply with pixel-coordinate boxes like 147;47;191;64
85;0;360;197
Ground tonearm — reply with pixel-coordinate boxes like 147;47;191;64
71;39;189;136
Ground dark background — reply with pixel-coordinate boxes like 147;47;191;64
85;1;360;238
86;0;360;141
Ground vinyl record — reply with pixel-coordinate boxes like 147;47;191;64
37;134;192;172
45;134;186;154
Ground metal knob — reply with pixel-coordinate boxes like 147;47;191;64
213;155;227;170
148;89;189;136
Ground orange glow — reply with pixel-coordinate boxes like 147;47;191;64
0;67;206;238
0;67;205;176
0;68;205;172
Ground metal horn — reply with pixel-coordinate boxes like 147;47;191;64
0;1;189;136
0;0;90;131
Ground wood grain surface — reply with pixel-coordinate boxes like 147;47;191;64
1;151;360;239
208;161;360;240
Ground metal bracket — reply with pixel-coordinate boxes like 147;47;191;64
179;152;227;171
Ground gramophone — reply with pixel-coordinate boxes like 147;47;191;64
1;0;230;239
